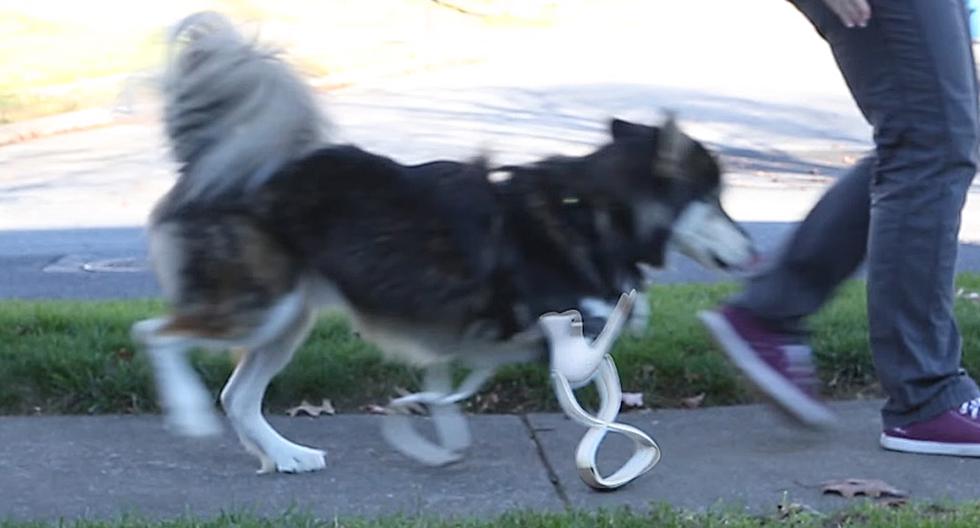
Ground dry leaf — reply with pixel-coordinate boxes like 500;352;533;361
621;392;644;408
285;399;335;417
821;478;908;499
776;491;821;519
361;403;390;415
681;393;706;409
473;392;500;413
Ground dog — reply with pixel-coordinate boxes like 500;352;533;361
131;12;755;474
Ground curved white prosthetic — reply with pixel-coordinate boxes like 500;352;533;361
541;291;662;490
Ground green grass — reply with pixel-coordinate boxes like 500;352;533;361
4;274;980;416
4;503;980;528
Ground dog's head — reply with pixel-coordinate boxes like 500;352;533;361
578;116;756;272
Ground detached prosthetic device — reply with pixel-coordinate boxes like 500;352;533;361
382;291;661;490
541;291;661;489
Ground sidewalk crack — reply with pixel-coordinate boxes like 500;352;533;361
520;414;571;509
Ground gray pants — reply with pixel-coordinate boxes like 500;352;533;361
734;0;980;427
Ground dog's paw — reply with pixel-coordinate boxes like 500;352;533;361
162;399;224;437
258;443;327;474
166;406;223;438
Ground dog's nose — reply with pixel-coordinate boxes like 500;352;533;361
719;244;761;273
739;246;765;273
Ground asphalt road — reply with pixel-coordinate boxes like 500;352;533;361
5;220;980;299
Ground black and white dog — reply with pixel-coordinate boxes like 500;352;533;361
132;12;755;474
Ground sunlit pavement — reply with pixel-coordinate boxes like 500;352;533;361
4;0;980;299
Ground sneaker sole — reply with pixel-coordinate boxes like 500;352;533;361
880;434;980;457
698;310;836;429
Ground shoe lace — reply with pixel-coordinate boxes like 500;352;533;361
959;398;980;419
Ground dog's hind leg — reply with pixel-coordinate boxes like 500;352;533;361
219;302;324;474
381;362;499;465
132;318;223;437
423;362;472;452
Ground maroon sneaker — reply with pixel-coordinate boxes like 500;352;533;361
880;398;980;456
698;306;836;428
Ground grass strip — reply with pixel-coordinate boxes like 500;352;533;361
3;275;980;415
4;503;980;528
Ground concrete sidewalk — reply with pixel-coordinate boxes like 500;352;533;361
3;400;979;521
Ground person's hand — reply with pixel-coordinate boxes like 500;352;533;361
822;0;872;28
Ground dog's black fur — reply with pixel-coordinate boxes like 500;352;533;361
151;118;724;343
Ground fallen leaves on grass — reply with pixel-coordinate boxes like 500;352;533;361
681;393;706;409
361;403;390;415
621;392;644;408
285;399;335;417
821;478;908;499
776;491;822;520
114;347;134;362
471;392;500;413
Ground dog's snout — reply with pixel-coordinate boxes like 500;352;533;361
670;200;759;272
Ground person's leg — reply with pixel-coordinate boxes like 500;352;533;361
699;157;871;428
800;0;980;448
704;0;980;440
797;0;980;430
729;158;872;332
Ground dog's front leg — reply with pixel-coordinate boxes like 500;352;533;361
132;318;222;437
219;309;325;474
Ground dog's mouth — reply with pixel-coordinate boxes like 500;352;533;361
669;201;757;272
709;248;763;273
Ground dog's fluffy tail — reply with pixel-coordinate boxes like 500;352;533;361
163;12;329;201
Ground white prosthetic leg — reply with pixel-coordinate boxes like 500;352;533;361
540;290;661;490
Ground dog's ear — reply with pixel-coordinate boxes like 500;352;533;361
653;114;695;179
610;118;653;141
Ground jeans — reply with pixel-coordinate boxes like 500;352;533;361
734;0;980;427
